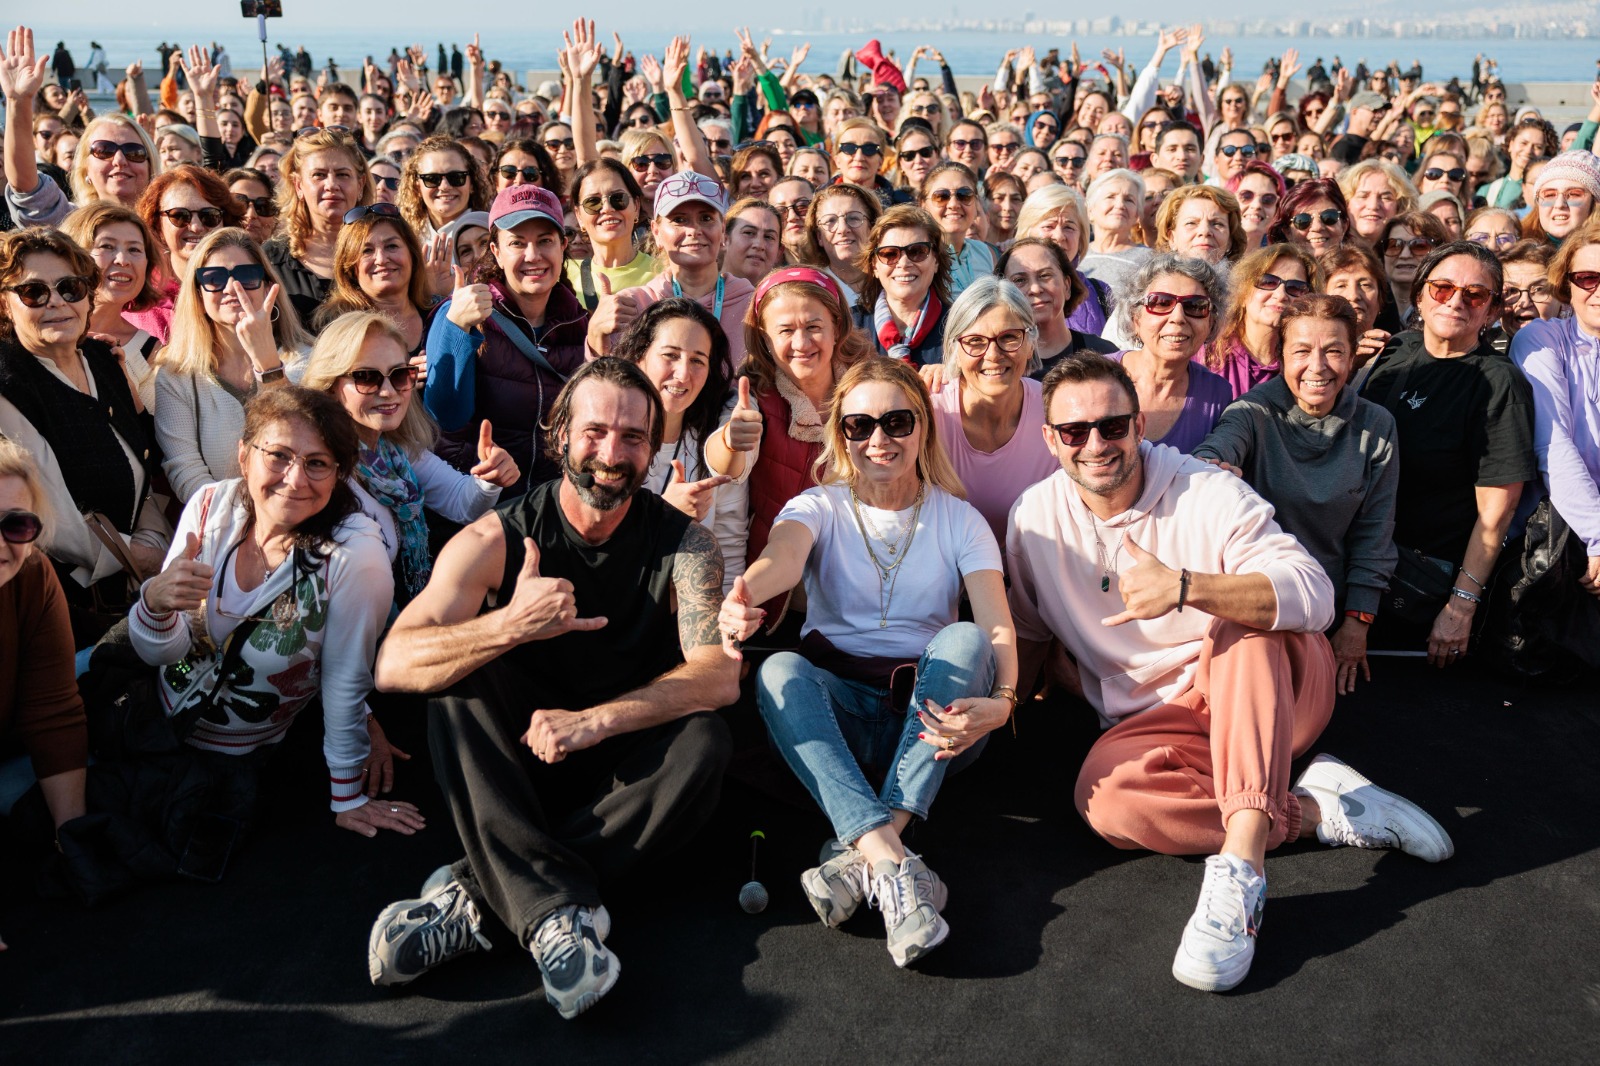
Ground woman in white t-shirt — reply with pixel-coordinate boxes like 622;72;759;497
718;357;1019;968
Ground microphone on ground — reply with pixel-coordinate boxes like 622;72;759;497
738;830;768;914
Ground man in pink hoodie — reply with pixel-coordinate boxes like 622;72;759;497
1005;354;1454;994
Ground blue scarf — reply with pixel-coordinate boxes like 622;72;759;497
357;438;430;604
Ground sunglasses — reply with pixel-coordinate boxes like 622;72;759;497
911;103;943;115
484;111;513;122
1423;167;1468;183
1219;144;1258;159
347;365;419;394
580;191;632;214
0;509;43;545
836;141;884;158
1051;414;1135;447
1382;236;1437;257
618;116;656;130
1142;291;1213;318
899;144;940;162
5;276;92;306
928;186;976;205
774;199;812;218
1423;279;1495;308
990;141;1021;154
542;137;576;150
498;164;543;183
874;241;934;266
419;170;470;188
233;193;279;217
628;152;674;172
1290;208;1344;230
1467;231;1517;249
1538;192;1592;209
160;206;225;229
1567;271;1600;293
195;263;267;292
1236;189;1279;207
294;124;350;139
840;408;917;441
248;442;337;480
88;139;150;163
956;328;1030;357
1255;273;1311;297
1054;154;1086;168
343;202;403;225
371;174;401;191
948;138;987;152
705;138;732;152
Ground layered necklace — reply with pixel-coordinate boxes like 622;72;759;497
1090;512;1125;593
848;481;926;629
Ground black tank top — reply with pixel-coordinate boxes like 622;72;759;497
497;479;692;709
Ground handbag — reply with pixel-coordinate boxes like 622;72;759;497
1383;545;1456;627
1480;498;1600;684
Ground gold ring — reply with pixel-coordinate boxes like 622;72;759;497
944;737;955;751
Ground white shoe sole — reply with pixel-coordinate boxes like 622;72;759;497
368;898;415;987
547;955;620;1020
1299;755;1455;862
1172;941;1255;992
801;865;865;928
886;879;951;968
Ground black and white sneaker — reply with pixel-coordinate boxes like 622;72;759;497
531;904;618;1019
368;865;491;987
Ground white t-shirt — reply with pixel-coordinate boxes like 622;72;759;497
776;482;1001;660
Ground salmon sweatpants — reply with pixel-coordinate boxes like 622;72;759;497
1074;619;1336;856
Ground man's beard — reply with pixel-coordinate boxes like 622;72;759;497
1067;446;1141;499
563;449;646;511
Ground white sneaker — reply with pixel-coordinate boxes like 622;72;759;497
1293;754;1455;863
871;853;950;968
801;839;871;928
1172;853;1265;993
530;905;619;1020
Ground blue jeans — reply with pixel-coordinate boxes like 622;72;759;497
756;621;996;845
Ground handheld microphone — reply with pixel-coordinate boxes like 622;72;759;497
738;830;769;914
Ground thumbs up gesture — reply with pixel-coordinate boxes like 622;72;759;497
469;419;521;488
717;574;766;660
586;271;644;356
662;457;733;521
1101;538;1183;627
504;537;609;644
723;376;763;452
446;262;494;333
142;531;216;615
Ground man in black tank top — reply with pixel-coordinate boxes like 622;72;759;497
365;360;736;1019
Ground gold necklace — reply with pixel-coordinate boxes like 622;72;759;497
848;482;926;628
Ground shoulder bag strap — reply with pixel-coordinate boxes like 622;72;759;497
579;258;599;310
488;309;565;379
83;511;142;586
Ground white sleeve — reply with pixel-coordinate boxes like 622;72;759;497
412;448;501;524
129;491;211;666
1215;480;1336;633
1121;59;1162;120
709;478;750;597
773;486;830;541
155;369;222;504
318;522;396;812
952;497;1003;576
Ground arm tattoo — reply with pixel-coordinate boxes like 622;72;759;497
672;521;725;650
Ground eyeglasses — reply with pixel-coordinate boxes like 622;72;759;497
5;276;93;306
419;170;470;188
1270;131;1298;143
948;138;987;152
773;199;812;219
580;191;632;214
1054;153;1086;168
819;211;868;231
628;152;674;172
1538;192;1592;209
342;202;403;225
1503;281;1553;303
371;174;400;191
1254;273;1311;297
956;328;1031;357
294;124;350;139
1566;271;1600;293
195;264;267;292
346;365;419;394
990;141;1021;155
1423;279;1495;308
1382;236;1437;257
160;206;225;229
660;173;726;202
1290;209;1344;230
1139;121;1163;131
704;137;732;152
1236;189;1279;208
247;442;337;480
1051;414;1135;447
1142;291;1212;318
484;110;513;122
840;409;917;441
1467;231;1517;249
1219;144;1258;159
874;241;934;266
0;509;43;545
498;164;543;183
1422;167;1467;183
911;103;943;116
1413;111;1436;123
233;193;279;217
88;139;150;163
899;145;939;162
542;137;576;150
928;186;976;205
836;141;884;158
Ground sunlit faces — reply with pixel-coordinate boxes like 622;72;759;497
1536;181;1595;241
788;151;830;190
945;123;987;172
415;149;473;226
1289;196;1348;255
955;305;1032;399
897;131;940;190
369;159;402;205
824;96;860;134
639;316;714;416
988;184;1025;237
1133;271;1210;362
736;152;780;198
1005;242;1068;327
1155;127;1202;181
1011;149;1050;185
218;110;244;148
1167;196;1232;264
1382;224;1433;290
319;93;357;128
1427;198;1464;239
922;171;977;241
1247;256;1310;332
839;379;922;486
357;220;415;301
1213;131;1256;182
1084;138;1126;184
495;148;545;193
1416;253;1498;347
238;418;339;532
575;168;638;248
1140;170;1177;236
1234;171;1281;243
724;206;782;283
291;94;318;129
562;379;655;510
230;175;279;245
768;179;814;246
761;291;838;393
1281;315;1352;418
87;221;149;312
2;253;92;353
1031;209;1082;262
87;124;151;203
158;130;201;168
1500;258;1562;337
1042;377;1143;499
834;127;886;186
196;245;270;328
291;148;363;226
1417;152;1466;196
1347;171;1400;242
651;200;724;272
159;183;225;273
1324;266;1383;332
814;193;872;273
1563;243;1600;334
336;331;416;441
492;218;565;297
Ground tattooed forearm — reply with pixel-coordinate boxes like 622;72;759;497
673;521;725;651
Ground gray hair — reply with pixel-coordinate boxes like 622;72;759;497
1090;132;1130;155
1085;167;1146;212
941;276;1041;377
1114;252;1230;347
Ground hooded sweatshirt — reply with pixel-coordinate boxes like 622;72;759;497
1006;441;1334;727
1192;377;1399;616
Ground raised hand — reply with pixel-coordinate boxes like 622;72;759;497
638;52;663;91
717;574;765;660
469;420;521;488
395;57;419;92
664;36;691;101
562;18;602;84
446;263;494;332
143;532;215;615
125;58;144;82
1156;26;1189;62
789;43;810;70
182;44;220;104
723;377;763;452
1279;47;1302;86
1101;539;1182;627
1183;24;1204;63
504;538;608;644
0;26;49;102
662;459;733;522
734;27;758;60
466;33;484;73
422;231;452;298
1018;46;1037;72
731;56;755;97
622;76;649;105
233;281;281;371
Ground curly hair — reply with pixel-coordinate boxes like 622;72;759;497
399;135;493;236
275;127;373;259
0;227;100;343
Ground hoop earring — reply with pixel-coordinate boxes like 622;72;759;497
269;305;280;322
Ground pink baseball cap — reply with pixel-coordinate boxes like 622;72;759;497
653;170;729;218
489;183;564;232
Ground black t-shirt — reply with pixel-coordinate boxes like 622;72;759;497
264;238;332;335
1330;133;1369;165
496;480;693;710
1361;331;1536;562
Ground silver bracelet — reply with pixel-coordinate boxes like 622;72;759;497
1458;565;1485;589
1449;587;1482;605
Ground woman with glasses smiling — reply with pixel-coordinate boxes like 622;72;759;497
831;118;903;209
1267;177;1353;259
801;184;881;308
919;162;993;299
854;205;952;366
368;156;403;205
490;138;557;197
136;165;243;295
1377;210;1452;330
1201;243;1317;400
224;167;281;246
1226;160;1286;251
399;135;492;246
892;124;941;195
563;158;659;310
896;91;949;142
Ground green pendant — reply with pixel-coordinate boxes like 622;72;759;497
1101;575;1110;592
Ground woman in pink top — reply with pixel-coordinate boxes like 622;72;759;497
1199;244;1316;400
929;277;1060;546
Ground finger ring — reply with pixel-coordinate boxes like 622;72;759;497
1450;648;1460;656
390;806;399;813
944;737;955;751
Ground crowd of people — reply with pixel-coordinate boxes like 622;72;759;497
2;19;1599;1010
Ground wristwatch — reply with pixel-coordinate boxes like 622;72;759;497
254;365;287;383
1344;609;1376;625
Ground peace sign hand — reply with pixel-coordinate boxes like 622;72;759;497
232;281;282;373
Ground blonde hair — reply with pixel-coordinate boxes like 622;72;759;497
162;228;309;379
1015;184;1091;262
814;357;965;498
275;128;373;259
1336;158;1419;216
70;114;162;205
300;311;438;456
1153;185;1249;261
0;435;52;541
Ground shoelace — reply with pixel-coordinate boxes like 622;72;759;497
533;907;582;970
873;866;921;928
417;891;485;965
1324;814;1400;850
1195;858;1258;939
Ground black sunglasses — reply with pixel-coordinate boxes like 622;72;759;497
928;186;976;205
343;202;403;225
347;365;420;394
419;170;470;188
294;124;351;139
837;141;884;158
874;241;933;266
195;263;267;292
1219;143;1258;158
1051;414;1135;447
371;174;401;191
840;409;917;441
1054;153;1086;168
161;206;225;229
899;145;940;162
5;276;92;306
233;193;279;217
1382;236;1437;257
0;509;43;545
1423;167;1468;183
629;152;674;171
1290;209;1344;230
1255;273;1311;297
774;199;812;218
948;137;987;152
542;137;576;150
88;139;150;163
579;191;632;214
498;164;543;183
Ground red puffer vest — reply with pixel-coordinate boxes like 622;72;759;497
747;382;823;548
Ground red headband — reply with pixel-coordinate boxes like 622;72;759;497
754;266;845;311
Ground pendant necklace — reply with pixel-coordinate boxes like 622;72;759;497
848;482;926;628
1091;513;1125;593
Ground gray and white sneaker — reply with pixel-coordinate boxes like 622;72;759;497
1172;852;1265;993
870;853;949;967
801;838;871;928
368;865;491;987
531;904;618;1019
1293;753;1455;863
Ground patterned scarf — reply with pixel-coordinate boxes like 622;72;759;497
874;291;941;361
356;437;430;603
